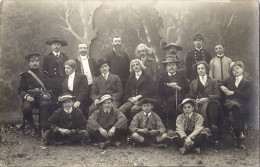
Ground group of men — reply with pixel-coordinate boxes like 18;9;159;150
18;33;252;154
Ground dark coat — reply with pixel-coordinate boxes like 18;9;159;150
90;73;123;102
186;48;211;81
75;56;99;79
102;48;130;87
124;71;155;102
143;57;159;83
42;52;68;89
48;107;87;131
62;73;89;103
158;72;190;102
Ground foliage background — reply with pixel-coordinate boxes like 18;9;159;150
0;0;258;127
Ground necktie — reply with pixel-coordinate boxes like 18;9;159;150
235;77;239;87
186;117;193;132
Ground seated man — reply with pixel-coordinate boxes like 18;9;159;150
219;61;252;149
63;60;89;119
18;53;51;136
43;93;89;145
158;56;190;130
188;61;222;145
129;98;167;146
167;98;211;155
89;58;123;116
118;59;155;121
87;94;127;149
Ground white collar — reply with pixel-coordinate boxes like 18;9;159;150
185;112;193;118
195;47;202;51
102;72;109;77
103;109;111;114
64;107;73;114
200;74;207;80
53;51;60;56
69;71;75;78
217;54;224;58
144;111;151;117
135;70;142;76
168;72;176;76
80;55;89;59
236;75;243;81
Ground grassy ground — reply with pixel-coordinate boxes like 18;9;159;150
0;124;259;167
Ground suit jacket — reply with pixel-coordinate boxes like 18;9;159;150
87;108;127;131
42;52;68;89
186;48;211;81
158;72;190;102
124;71;155;102
176;112;204;139
101;48;130;87
62;73;89;103
143;57;159;83
189;76;220;100
75;56;99;79
90;73;123;102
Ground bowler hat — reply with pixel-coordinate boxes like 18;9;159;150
229;61;244;75
178;98;198;112
58;93;76;102
192;61;210;71
25;52;41;61
193;33;204;41
137;98;157;106
96;94;114;105
163;42;182;51
97;58;110;68
161;55;181;64
46;37;68;46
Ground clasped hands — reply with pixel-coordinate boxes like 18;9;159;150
99;126;116;139
184;136;194;146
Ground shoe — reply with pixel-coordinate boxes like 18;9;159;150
194;147;201;154
179;147;187;155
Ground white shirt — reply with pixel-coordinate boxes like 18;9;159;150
102;72;109;80
80;55;93;85
53;51;61;57
185;112;193;118
168;72;176;77
217;54;224;58
199;75;207;86
64;107;73;114
135;71;142;80
68;71;75;91
144;111;151;117
235;75;243;87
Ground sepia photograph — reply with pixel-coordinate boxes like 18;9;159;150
0;0;259;166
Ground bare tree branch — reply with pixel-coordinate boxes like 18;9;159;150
227;7;239;30
136;28;146;43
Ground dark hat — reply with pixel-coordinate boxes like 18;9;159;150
178;98;198;112
161;55;181;64
192;61;210;71
25;52;41;61
137;98;157;106
229;61;244;75
46;37;68;46
193;33;204;41
58;93;76;102
96;94;114;105
163;42;182;51
97;58;110;68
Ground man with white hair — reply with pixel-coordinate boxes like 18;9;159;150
118;59;155;122
135;43;159;83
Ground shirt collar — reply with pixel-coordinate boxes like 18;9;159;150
168;72;176;76
143;111;151;117
135;70;142;77
80;55;89;59
200;74;207;80
217;54;224;58
236;75;243;81
102;72;109;77
195;47;202;51
64;107;73;114
69;71;75;78
53;51;60;56
185;112;193;118
103;109;111;114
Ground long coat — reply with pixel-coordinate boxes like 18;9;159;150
90;73;123;102
143;57;159;83
62;73;89;104
75;56;99;79
186;48;211;81
42;52;68;90
102;48;130;88
124;71;155;102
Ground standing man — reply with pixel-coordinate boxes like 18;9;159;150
43;37;68;107
89;58;123;116
18;53;51;136
62;60;89;118
209;43;232;82
101;35;130;88
135;43;159;83
186;33;211;81
75;43;99;115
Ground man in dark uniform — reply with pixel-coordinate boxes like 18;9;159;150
42;37;68;109
101;35;130;88
186;33;211;81
18;53;51;136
